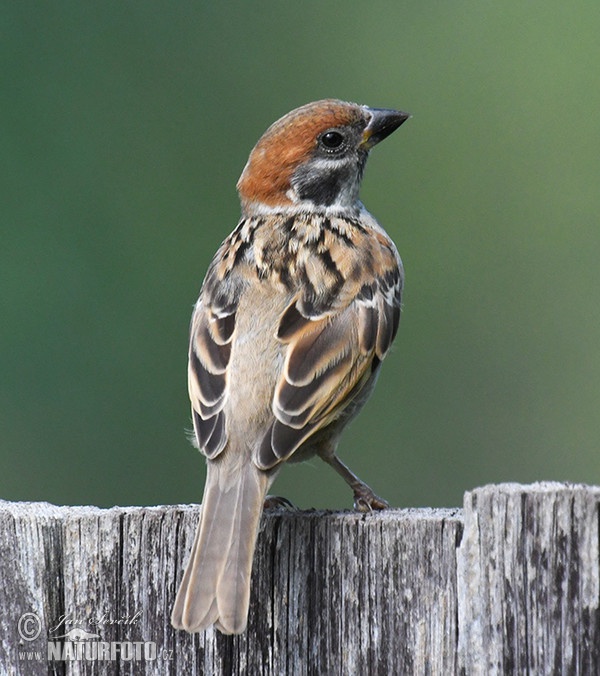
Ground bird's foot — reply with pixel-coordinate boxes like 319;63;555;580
263;495;298;511
353;485;389;513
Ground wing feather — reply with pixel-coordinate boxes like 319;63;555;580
285;315;352;386
189;307;234;459
276;350;353;421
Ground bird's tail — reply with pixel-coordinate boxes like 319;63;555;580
171;456;271;634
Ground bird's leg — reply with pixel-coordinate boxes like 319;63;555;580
320;452;389;512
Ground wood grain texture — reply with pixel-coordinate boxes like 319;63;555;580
457;482;600;675
1;483;599;674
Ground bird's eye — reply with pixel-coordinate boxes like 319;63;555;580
320;130;345;150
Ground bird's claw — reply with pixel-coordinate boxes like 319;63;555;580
263;495;298;511
353;487;389;513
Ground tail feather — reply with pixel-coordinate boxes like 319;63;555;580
171;457;271;634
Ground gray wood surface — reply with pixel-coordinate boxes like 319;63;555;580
457;483;600;675
1;483;598;675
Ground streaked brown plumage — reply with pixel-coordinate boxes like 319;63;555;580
171;99;409;634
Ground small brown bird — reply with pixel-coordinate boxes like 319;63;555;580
171;99;409;634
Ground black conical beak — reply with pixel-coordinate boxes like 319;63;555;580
361;107;411;149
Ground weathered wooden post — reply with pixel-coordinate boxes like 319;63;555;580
1;483;598;674
457;483;600;674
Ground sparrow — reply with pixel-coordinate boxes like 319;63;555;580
171;99;409;635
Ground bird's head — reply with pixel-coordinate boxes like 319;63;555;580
237;99;409;216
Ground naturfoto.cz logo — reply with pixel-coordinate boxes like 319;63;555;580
17;611;168;663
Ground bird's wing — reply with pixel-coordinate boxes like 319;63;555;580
187;224;250;458
188;300;235;458
256;223;402;469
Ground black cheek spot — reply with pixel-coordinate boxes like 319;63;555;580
297;174;343;206
293;164;353;207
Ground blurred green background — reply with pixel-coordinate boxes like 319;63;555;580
2;2;600;510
